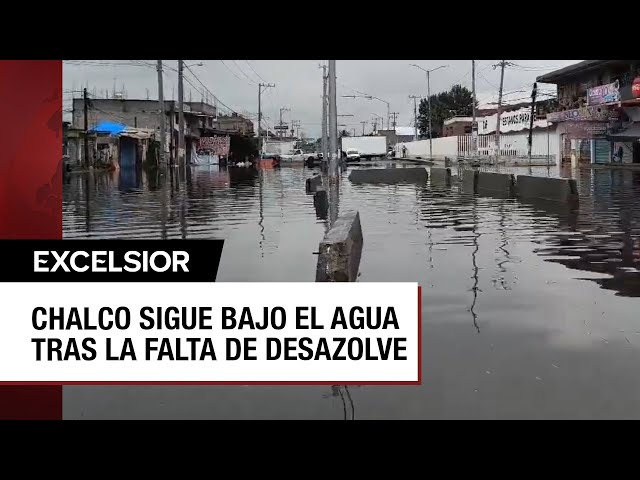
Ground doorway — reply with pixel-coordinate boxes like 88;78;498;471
633;141;640;163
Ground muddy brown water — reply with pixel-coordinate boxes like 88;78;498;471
62;164;640;419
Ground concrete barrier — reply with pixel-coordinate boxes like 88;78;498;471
515;175;579;204
429;167;451;185
316;210;363;282
462;169;478;193
477;172;515;196
306;174;323;193
348;167;428;184
313;187;328;220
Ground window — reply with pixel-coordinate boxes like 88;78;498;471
464;126;472;134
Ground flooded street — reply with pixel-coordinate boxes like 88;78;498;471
62;164;640;419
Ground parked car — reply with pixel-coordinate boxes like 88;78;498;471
346;148;361;162
281;148;319;164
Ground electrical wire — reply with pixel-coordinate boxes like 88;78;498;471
183;64;239;115
231;60;256;85
219;60;245;83
244;60;267;83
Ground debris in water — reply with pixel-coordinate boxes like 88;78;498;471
485;370;491;375
625;336;631;344
552;363;559;369
535;376;542;381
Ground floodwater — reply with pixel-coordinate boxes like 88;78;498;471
62;163;640;419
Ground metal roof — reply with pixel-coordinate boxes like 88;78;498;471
536;60;636;84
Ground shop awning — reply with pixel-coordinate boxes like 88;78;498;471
607;123;640;142
90;121;127;135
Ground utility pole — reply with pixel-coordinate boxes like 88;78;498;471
391;112;399;129
528;82;537;168
360;121;367;136
178;60;185;166
427;71;432;157
83;88;89;169
471;60;477;157
258;82;275;152
409;95;421;141
157;60;166;166
328;60;338;178
320;64;328;166
291;120;301;139
279;107;290;138
494;60;509;164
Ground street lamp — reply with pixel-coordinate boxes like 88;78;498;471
342;95;391;135
409;64;449;159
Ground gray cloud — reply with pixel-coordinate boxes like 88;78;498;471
63;60;580;138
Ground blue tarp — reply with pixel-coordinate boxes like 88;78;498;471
90;121;128;135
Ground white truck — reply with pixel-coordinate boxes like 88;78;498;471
340;136;387;161
280;148;320;165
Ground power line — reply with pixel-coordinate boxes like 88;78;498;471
244;61;266;83
231;60;256;84
219;60;245;83
183;64;238;115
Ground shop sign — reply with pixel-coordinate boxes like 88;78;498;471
587;81;620;106
564;121;608;139
477;108;533;135
632;78;640;98
547;106;618;123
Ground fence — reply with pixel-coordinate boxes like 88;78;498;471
398;130;558;164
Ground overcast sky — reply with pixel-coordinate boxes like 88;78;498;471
63;60;580;138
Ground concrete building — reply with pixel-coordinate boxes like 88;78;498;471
71;98;255;164
216;113;254;136
72;98;219;156
378;127;415;146
537;60;640;165
443;117;473;137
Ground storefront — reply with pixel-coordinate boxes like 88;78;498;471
548;104;620;166
607;77;640;163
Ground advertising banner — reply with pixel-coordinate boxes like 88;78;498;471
198;136;230;156
547;106;619;123
564;121;609;139
478;108;535;135
587;81;620;106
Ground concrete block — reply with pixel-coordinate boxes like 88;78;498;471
305;174;323;193
462;169;478;193
313;187;328;220
348;167;428;184
430;167;452;185
477;172;515;196
515;175;579;204
316;211;363;282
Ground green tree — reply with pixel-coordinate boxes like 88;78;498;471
339;129;350;138
417;84;477;138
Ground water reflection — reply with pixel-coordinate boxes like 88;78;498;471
470;195;481;333
63;166;640;297
323;385;356;420
62;164;640;418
